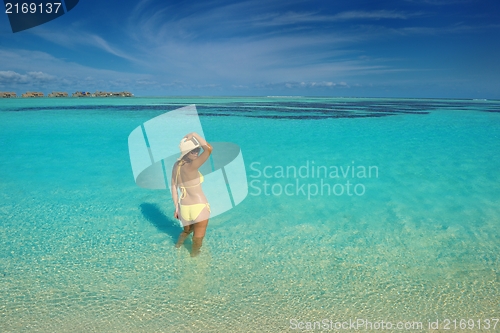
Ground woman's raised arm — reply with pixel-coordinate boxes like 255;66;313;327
186;133;212;169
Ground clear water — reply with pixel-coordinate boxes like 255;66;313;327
1;97;499;332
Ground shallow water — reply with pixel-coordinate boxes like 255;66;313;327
1;97;499;332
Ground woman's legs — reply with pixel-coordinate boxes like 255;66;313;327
191;216;209;257
175;225;193;248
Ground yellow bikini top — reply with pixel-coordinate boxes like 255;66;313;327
176;162;204;199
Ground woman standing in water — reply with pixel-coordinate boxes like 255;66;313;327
171;132;212;257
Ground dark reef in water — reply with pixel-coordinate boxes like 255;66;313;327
6;99;497;119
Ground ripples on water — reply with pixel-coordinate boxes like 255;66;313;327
1;97;499;332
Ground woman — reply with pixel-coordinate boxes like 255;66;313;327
171;132;212;257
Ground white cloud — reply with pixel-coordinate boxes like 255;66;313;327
257;81;351;89
404;0;472;4
30;29;139;63
0;70;55;84
251;10;413;27
27;71;56;81
332;10;411;20
136;80;158;86
0;71;28;84
0;49;154;93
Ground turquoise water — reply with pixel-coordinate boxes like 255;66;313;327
1;97;499;332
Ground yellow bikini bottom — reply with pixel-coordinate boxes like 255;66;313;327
179;203;210;222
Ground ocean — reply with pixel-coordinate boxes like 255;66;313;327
1;97;499;332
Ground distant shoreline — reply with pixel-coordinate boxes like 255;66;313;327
0;94;497;101
0;91;134;98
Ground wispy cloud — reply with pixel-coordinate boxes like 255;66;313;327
31;29;139;63
255;81;351;89
404;0;473;5
251;10;414;27
352;22;496;38
87;35;137;62
332;10;412;20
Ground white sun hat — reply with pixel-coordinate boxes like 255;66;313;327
178;137;201;160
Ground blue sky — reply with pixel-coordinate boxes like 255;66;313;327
0;0;499;98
